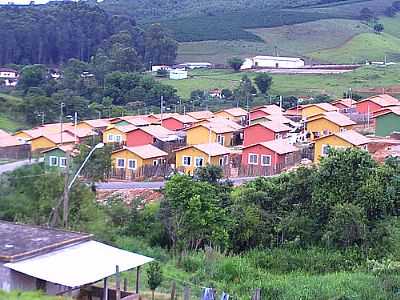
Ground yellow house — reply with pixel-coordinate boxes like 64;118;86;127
301;103;337;119
185;123;237;147
215;107;248;123
111;145;168;176
14;130;35;141
175;143;230;175
76;119;110;132
306;111;356;140
103;125;137;144
314;130;369;162
29;132;76;152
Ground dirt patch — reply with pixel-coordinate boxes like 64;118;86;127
96;189;163;206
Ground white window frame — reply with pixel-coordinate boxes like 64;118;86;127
195;157;204;167
217;135;225;146
128;159;137;170
248;153;258;165
261;155;272;166
107;134;114;142
116;158;126;169
49;156;58;167
59;157;67;168
182;156;192;166
115;135;122;143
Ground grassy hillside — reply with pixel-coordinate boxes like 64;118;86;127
0;92;28;132
0;291;67;300
309;32;400;63
163;65;400;99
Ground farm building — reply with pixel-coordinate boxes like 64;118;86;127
0;221;152;297
373;106;400;137
241;56;305;70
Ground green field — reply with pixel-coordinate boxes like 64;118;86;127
163;65;400;99
0;92;27;132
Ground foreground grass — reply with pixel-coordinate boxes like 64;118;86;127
0;291;67;300
163;65;400;99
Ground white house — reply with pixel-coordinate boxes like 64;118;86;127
241;56;305;70
0;68;18;79
170;69;188;80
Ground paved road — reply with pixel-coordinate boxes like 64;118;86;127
0;158;43;175
96;176;258;190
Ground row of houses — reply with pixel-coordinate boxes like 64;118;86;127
1;94;400;180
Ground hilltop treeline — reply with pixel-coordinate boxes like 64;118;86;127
0;2;177;66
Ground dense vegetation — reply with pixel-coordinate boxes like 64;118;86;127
0;2;177;66
1;149;400;298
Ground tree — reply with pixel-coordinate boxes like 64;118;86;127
194;165;223;184
254;73;273;94
18;65;47;91
374;23;384;34
234;75;255;106
323;203;366;248
227;57;244;72
147;261;163;300
221;88;233;99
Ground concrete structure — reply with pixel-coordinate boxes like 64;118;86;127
0;221;152;297
169;69;188;80
241;56;305;70
313;130;369;162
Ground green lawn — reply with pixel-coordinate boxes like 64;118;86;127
309;32;400;63
163;65;400;99
0;92;27;132
0;291;68;300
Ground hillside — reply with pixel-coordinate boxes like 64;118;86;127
0;93;28;132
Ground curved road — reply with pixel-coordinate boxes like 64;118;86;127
0;158;43;175
96;176;258;190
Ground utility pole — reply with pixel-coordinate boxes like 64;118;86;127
60;102;65;145
41;112;45;126
160;95;164;126
63;152;70;228
279;95;283;110
74;112;78;144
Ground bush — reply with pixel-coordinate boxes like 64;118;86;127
181;255;203;273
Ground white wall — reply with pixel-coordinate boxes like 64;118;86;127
169;70;188;80
253;58;304;68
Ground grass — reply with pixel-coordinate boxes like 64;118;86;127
0;291;68;299
248;18;371;58
309;32;400;63
162;65;400;99
0;92;27;132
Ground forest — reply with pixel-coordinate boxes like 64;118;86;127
0;2;177;66
1;148;400;299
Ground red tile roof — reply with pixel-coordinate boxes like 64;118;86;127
252;104;283;115
373;106;400;118
245;139;298;155
221;107;248;117
251;121;291;133
358;94;400;108
164;114;197;124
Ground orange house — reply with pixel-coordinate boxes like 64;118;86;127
306;111;356;140
215;107;248;123
29;132;75;152
301;103;337;119
185;123;239;147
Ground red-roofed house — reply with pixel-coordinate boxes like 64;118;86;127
306;111;356;140
242;139;299;175
249;104;283;121
355;94;400;114
243;121;291;146
331;99;356;112
162;114;197;131
373;106;400;137
301;103;338;118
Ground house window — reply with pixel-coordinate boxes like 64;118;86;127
108;134;114;142
117;158;125;168
248;153;258;165
115;135;122;143
59;157;67;168
322;145;330;156
217;135;225;145
183;156;192;166
223;155;229;166
128;159;137;170
195;157;204;167
219;157;224;166
261;155;272;166
340;127;347;132
49;156;58;167
361;144;368;151
275;133;282;139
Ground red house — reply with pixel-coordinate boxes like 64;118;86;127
125;125;183;152
241;139;299;172
355;94;400;114
161;114;197;131
243;121;291;146
249;104;283;121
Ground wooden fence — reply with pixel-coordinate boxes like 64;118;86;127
0;144;31;160
110;164;173;181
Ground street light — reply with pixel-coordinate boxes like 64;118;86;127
68;142;104;190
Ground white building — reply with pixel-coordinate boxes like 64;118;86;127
169;69;188;80
0;68;18;79
152;65;172;72
177;62;212;69
241;56;305;70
